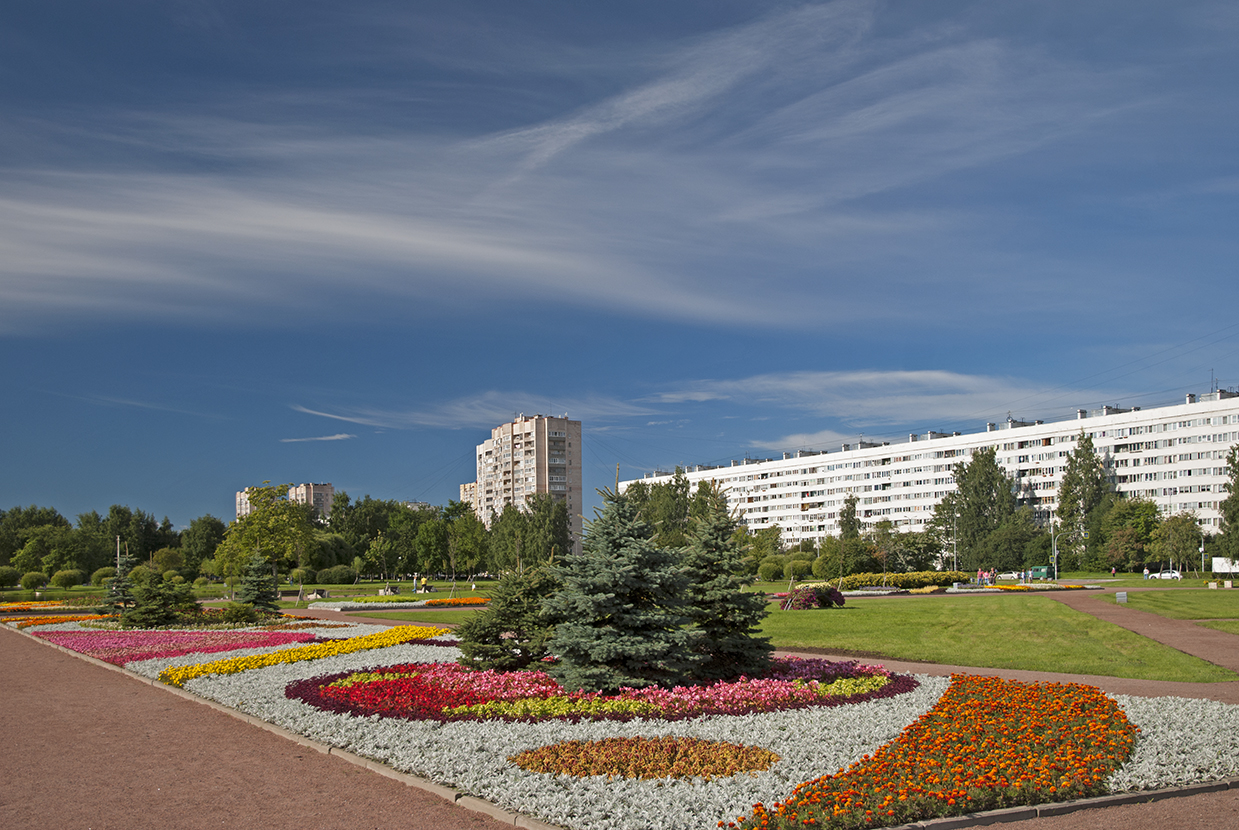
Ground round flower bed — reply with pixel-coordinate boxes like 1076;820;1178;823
286;657;918;723
509;736;780;780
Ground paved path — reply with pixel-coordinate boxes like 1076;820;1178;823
6;590;1239;829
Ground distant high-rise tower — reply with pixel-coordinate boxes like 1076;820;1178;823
236;482;334;520
463;414;582;554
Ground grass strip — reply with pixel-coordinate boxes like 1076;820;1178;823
1099;589;1239;619
759;594;1236;682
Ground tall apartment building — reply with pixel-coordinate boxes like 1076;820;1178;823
463;414;583;553
236;482;335;520
620;390;1239;548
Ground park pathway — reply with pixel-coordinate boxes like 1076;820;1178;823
5;591;1239;829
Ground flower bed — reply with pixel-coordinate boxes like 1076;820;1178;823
159;624;450;687
510;736;780;780
5;614;114;628
286;657;914;723
33;629;321;665
730;674;1138;830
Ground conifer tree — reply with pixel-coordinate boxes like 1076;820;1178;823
456;566;559;671
102;549;138;616
234;554;280;612
543;489;694;693
681;484;773;682
121;575;196;628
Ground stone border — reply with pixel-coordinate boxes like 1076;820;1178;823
8;622;1237;830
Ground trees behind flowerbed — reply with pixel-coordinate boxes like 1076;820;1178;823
456;566;559;671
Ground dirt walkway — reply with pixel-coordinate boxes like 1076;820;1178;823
0;626;515;830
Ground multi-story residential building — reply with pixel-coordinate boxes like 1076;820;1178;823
620;390;1239;548
236;482;335;520
463;414;583;553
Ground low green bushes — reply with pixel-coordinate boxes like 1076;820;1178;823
50;569;86;589
317;565;357;584
91;567;116;586
20;571;47;590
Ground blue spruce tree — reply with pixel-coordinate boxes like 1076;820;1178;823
543;489;695;692
682;484;773;681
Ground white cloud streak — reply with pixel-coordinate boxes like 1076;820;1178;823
651;369;1125;431
0;1;1162;334
292;391;659;431
279;433;356;443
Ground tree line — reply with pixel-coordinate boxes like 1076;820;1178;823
0;485;571;588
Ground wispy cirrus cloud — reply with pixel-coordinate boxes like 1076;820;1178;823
0;1;1164;335
650;369;1125;430
279;433;356;443
292;391;659;431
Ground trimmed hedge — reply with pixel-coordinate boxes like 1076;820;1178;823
805;571;970;592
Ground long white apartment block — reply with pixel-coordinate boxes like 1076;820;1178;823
620;391;1239;548
463;414;583;554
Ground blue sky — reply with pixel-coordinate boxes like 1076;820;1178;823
3;1;1238;528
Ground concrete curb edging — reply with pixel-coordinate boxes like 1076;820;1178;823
6;623;1236;830
889;778;1239;829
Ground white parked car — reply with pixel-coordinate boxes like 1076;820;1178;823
1150;570;1182;580
997;572;1021;581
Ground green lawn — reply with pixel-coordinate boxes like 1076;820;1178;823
349;609;481;626
1099;589;1239;619
758;593;1236;682
1200;620;1239;636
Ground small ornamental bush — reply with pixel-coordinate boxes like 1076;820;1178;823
91;567;117;586
127;564;154;585
510;736;780;781
317;565;357;584
782;585;845;610
193;576;210;587
20;571;47;590
162;569;182;583
50;569;86;589
757;560;784;582
221;602;261;625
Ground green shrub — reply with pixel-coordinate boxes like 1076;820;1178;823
0;566;20;589
221;602;261;625
317;565;357;584
20;571;47;590
121;577;198;628
50;569;86;589
757;560;784;582
128;564;154;585
162;569;181;583
783;559;812;579
193;576;210;587
91;567;117;586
